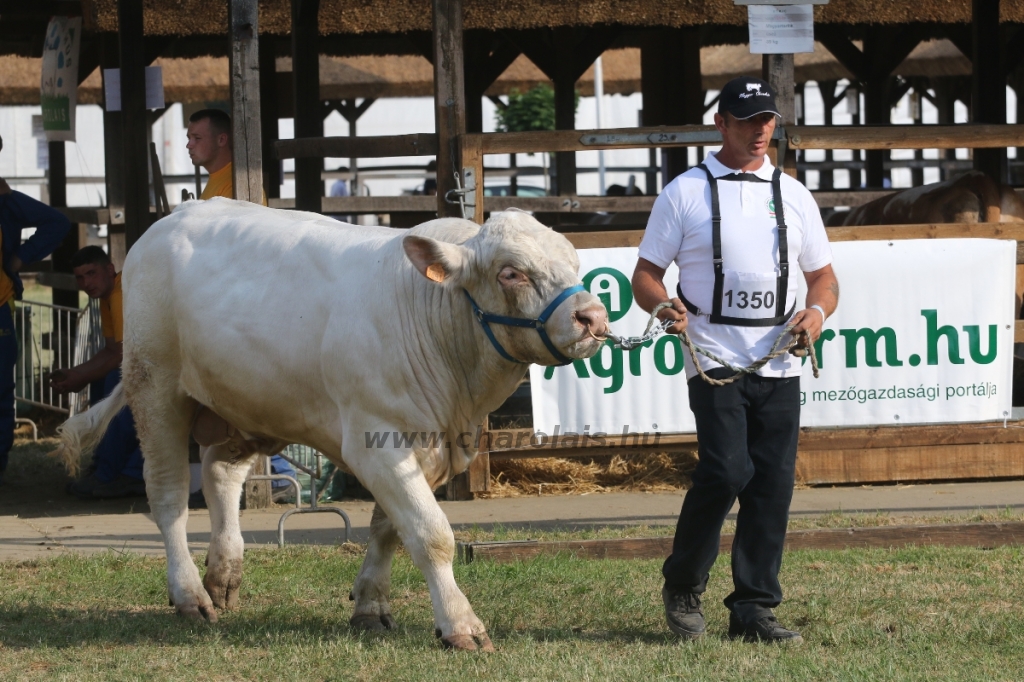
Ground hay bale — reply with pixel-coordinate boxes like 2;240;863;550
481;450;698;498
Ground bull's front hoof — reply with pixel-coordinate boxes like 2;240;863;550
350;613;397;632
203;572;242;610
176;602;218;623
441;633;495;652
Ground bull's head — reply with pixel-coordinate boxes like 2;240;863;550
402;210;609;366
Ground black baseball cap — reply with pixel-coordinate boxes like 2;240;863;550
718;77;781;120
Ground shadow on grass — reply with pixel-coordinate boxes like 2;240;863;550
0;603;684;650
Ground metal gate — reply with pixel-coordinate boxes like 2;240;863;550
14;298;103;416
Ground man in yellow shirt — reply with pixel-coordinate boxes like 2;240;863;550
186;108;268;205
52;246;144;499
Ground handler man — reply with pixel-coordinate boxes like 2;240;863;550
186;108;267;205
632;77;839;644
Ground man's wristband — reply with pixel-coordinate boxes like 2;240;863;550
810;305;827;324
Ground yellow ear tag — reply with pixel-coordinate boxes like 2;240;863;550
426;263;446;282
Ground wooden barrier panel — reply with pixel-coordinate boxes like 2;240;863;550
458;522;1024;563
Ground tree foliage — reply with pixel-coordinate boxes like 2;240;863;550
495;84;578;133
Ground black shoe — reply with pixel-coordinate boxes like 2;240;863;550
67;473;104;499
729;612;804;644
91;475;147;499
662;587;705;639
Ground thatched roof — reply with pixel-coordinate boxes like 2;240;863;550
0;56;229;105
0;40;972;106
87;1;1024;36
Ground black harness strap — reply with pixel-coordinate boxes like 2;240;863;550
677;163;794;327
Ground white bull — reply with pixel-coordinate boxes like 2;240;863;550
54;199;608;650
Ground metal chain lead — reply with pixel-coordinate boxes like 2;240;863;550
603;301;820;386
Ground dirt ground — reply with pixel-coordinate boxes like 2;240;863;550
4;434;700;519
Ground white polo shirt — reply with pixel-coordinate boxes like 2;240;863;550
638;152;832;379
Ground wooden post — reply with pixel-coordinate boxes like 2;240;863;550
228;0;263;203
242;455;272;509
641;29;703;185
117;0;150;251
259;36;281;200
463;134;484;224
818;80;841;191
101;36;126;265
292;0;322;212
432;0;466;218
763;53;795;176
553;27;577;197
973;0;1006;182
447;420;490;500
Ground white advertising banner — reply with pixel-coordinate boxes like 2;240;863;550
530;239;1015;438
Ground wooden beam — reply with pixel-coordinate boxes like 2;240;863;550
464;34;520;134
269;195;437;212
973;0;1007;182
275;133;438;160
117;0;150;251
99;36;125;266
432;0;466;218
641;28;703;184
787;125;1024;151
797;442;1024;485
229;0;263;203
277;124;1024;165
258;35;281;200
459;522;1024;563
560;223;1024;253
291;0;321;212
56;207;112;225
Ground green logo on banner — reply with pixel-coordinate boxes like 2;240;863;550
583;267;632;322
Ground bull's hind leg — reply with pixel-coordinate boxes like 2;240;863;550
201;441;259;610
126;367;213;621
350;504;401;631
345;444;493;651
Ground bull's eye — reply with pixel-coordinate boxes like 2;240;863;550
498;266;528;288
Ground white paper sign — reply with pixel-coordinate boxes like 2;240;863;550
530;240;1015;438
102;66;165;112
748;5;814;54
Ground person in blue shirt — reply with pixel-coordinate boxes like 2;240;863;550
0;136;73;482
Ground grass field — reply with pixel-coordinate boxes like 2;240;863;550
1;544;1022;681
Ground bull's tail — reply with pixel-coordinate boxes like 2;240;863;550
49;383;127;477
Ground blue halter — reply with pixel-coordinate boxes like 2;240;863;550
463;284;586;366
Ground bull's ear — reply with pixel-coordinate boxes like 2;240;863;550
402;235;468;284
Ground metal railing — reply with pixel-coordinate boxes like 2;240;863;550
247;443;351;547
14;298;103;416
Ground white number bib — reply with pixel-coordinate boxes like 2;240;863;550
721;270;780;320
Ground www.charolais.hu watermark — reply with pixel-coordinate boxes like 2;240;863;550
364;426;663;450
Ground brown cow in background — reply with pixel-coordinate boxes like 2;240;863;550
828;170;1024;405
827;170;1024;226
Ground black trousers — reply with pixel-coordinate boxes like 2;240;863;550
662;367;801;624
